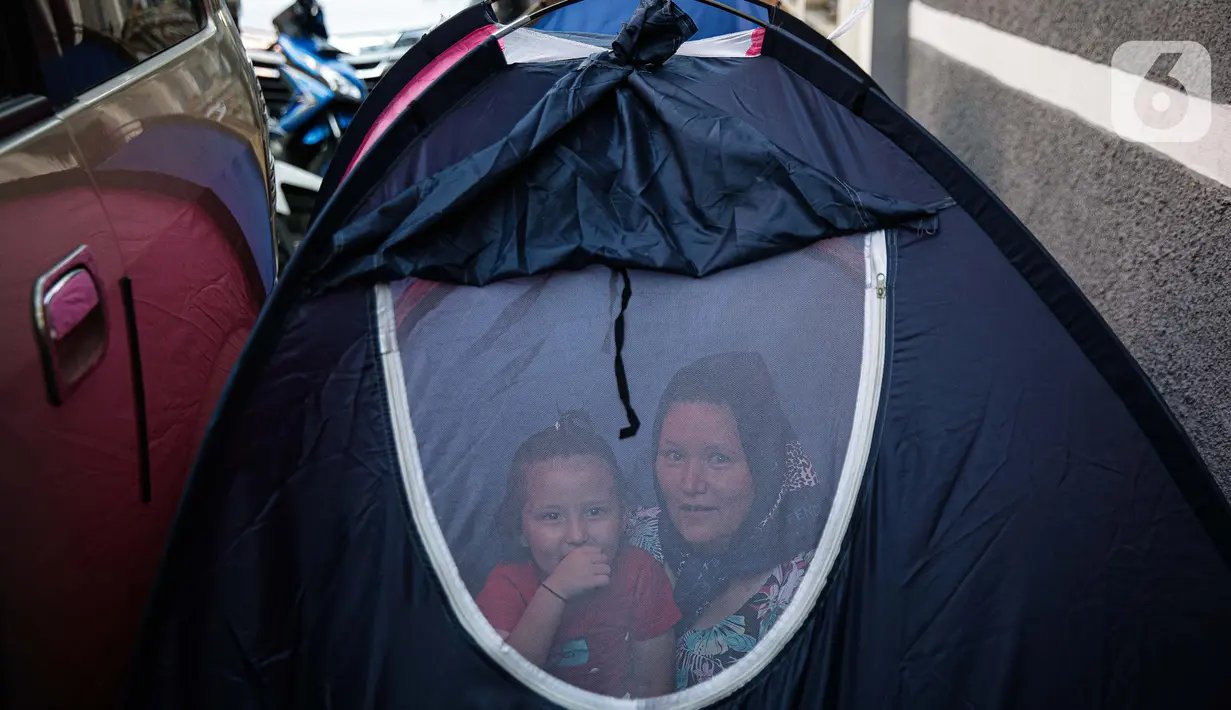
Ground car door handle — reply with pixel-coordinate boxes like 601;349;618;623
33;246;109;405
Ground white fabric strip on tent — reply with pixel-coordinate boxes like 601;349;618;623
675;28;763;57
499;27;762;64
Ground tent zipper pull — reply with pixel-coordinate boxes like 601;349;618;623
876;273;886;299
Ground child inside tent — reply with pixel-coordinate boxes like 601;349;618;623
475;411;681;698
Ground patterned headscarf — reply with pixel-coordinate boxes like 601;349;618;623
651;352;825;626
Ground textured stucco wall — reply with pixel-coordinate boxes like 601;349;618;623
919;0;1231;103
905;17;1231;490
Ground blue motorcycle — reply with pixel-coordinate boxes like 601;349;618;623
263;3;368;176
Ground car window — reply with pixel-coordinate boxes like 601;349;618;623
26;0;207;106
0;0;53;137
1;12;34;104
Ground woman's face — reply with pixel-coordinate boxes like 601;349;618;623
656;401;755;555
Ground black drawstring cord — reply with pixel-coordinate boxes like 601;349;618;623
612;267;640;439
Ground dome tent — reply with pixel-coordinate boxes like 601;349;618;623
130;1;1231;708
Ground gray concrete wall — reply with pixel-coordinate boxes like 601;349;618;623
904;3;1231;490
920;0;1231;103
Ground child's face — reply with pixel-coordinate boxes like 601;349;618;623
520;454;623;575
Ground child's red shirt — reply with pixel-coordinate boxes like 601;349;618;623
475;546;681;696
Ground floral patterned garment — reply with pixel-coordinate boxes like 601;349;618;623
626;508;814;690
627;507;665;564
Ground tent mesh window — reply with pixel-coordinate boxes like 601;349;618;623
389;233;876;698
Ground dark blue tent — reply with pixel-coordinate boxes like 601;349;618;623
131;1;1231;708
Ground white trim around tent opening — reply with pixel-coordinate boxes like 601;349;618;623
378;229;888;709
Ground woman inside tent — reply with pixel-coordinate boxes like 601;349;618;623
630;351;826;689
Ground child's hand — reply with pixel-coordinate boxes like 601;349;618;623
545;546;612;599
